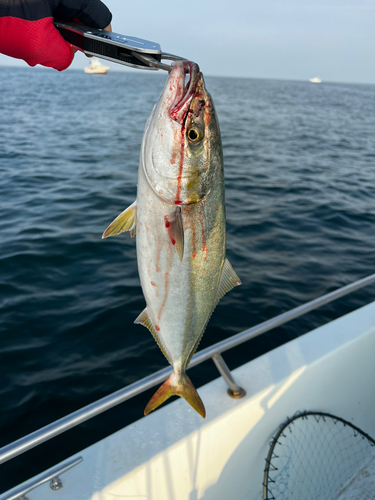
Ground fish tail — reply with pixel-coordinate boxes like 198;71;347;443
144;372;206;418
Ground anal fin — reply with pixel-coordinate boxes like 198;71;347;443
134;308;171;364
102;201;137;239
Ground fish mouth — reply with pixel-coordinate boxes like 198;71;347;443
169;62;202;125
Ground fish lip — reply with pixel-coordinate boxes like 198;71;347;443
169;62;202;124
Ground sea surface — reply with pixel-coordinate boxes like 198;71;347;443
0;66;375;492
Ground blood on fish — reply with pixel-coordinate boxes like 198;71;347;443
202;245;208;261
151;281;156;287
158;272;169;321
155;325;160;331
191;222;197;258
204;101;210;128
194;100;205;117
164;215;176;246
170;72;205;205
155;245;162;273
175;125;185;204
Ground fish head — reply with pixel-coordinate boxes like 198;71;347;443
142;61;222;205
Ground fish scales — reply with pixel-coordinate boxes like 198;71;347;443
103;61;240;418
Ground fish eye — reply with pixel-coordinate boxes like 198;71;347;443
187;125;203;144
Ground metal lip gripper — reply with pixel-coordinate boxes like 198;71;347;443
54;22;186;71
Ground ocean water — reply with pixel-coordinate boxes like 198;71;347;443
1;66;375;492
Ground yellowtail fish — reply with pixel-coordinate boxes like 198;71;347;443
103;61;241;418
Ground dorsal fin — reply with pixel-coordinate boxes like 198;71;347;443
134;308;171;364
102;201;137;239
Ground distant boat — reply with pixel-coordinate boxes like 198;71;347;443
84;58;110;75
309;77;322;84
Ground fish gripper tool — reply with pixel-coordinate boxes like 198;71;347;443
54;22;186;71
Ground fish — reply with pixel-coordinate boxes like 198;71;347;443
103;61;241;418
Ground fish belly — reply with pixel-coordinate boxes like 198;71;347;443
136;168;225;369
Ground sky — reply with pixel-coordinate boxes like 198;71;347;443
0;0;374;83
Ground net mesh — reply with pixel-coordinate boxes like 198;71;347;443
263;412;375;500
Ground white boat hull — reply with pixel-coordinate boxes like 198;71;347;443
83;67;110;74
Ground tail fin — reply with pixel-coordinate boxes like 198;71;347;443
144;372;206;418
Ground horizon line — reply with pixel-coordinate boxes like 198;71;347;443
0;63;373;87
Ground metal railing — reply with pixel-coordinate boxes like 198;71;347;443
1;272;375;466
1;457;83;500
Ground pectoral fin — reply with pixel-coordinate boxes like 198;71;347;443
164;207;184;262
102;201;137;239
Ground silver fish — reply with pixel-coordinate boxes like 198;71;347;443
103;61;240;418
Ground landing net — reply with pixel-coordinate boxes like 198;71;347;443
263;411;375;500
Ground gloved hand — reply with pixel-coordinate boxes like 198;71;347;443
0;0;112;71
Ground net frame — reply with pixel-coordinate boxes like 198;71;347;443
263;411;375;500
